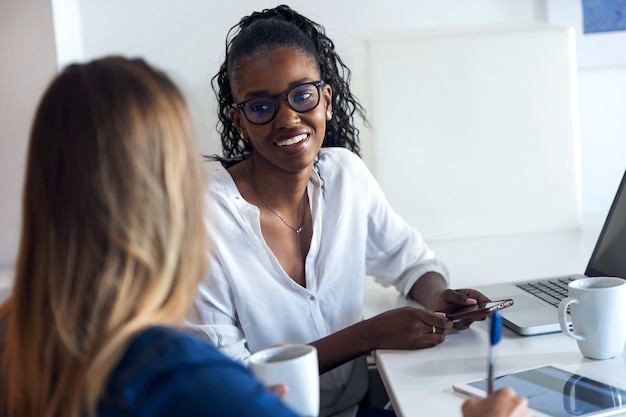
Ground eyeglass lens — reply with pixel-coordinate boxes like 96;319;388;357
242;82;321;125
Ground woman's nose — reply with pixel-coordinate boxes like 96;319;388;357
272;97;300;128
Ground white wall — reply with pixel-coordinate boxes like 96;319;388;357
0;0;58;270
545;1;626;215
578;68;626;213
71;0;625;217
1;0;624;268
72;0;540;167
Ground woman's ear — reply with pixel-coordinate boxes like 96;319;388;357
323;83;332;112
323;84;333;120
230;108;246;140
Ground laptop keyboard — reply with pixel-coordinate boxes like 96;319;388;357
516;276;577;307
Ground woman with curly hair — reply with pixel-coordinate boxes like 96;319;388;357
192;5;512;417
211;5;365;164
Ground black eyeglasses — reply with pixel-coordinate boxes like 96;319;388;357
233;81;324;125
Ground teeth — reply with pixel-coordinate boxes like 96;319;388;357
276;134;307;147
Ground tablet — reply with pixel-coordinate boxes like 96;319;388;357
453;364;626;417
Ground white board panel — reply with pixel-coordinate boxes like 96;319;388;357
353;24;581;240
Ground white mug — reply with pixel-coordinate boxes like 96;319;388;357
249;344;319;417
558;277;626;360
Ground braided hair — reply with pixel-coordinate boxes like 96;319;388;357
210;4;367;165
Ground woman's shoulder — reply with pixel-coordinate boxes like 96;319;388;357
317;147;365;174
204;161;230;187
203;161;241;203
104;327;247;402
101;329;296;417
116;326;230;377
318;146;360;162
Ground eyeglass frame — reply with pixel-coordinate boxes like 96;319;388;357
232;80;325;125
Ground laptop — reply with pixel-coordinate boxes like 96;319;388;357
473;170;626;336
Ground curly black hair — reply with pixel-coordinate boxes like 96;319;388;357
209;4;368;166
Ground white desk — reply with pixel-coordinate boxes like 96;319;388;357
375;322;626;417
365;214;626;416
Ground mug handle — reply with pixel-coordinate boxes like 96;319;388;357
558;297;586;341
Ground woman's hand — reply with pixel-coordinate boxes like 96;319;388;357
268;384;288;397
312;306;453;373
430;288;491;329
365;306;453;350
462;387;531;417
408;272;490;330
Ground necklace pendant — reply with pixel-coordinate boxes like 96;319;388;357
247;160;306;235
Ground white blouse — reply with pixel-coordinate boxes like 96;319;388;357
189;147;448;417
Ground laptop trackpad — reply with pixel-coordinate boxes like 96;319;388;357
508;294;550;311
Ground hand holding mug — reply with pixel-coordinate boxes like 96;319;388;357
249;344;319;417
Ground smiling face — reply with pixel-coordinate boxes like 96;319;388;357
229;46;332;174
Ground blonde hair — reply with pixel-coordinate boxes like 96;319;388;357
0;57;207;417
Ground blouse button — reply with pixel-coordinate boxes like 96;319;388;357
310;295;316;301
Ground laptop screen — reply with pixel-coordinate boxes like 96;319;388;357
585;170;626;278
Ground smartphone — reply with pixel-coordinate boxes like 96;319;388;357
446;299;514;321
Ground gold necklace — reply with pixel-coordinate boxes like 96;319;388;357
245;159;305;234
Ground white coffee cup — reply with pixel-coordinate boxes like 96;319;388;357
558;277;626;360
249;344;319;417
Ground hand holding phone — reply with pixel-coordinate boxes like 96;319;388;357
446;299;514;321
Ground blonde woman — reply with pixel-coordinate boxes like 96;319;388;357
0;57;298;417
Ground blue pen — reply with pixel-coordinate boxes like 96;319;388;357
488;310;502;395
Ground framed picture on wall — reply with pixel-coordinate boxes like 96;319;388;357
547;0;626;68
